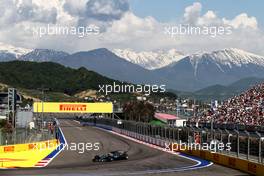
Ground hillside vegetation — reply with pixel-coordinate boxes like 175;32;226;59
0;61;118;95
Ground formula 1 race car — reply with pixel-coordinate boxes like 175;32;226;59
110;151;128;160
93;151;128;162
92;154;113;162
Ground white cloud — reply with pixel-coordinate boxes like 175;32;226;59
183;2;258;29
0;1;263;56
106;12;156;38
197;11;222;26
63;0;87;16
0;0;58;25
77;0;130;32
183;2;202;25
223;13;258;29
84;0;129;21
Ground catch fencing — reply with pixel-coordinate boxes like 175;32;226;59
82;117;264;164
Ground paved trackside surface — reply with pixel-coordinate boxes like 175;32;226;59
1;119;249;176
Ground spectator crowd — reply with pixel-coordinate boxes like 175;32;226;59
191;83;264;126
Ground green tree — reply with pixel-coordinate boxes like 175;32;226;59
123;101;155;122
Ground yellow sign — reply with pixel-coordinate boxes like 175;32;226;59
33;102;113;113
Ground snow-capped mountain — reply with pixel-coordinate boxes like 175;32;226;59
20;49;69;62
0;42;32;61
56;48;162;84
189;48;264;76
1;42;264;92
0;43;69;62
154;48;264;91
112;48;185;70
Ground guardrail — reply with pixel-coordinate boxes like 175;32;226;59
0;115;57;145
80;117;264;175
187;121;264;133
0;118;62;168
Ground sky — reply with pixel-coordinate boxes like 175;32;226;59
129;0;264;26
0;0;263;55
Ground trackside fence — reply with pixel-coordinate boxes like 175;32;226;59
79;117;264;175
80;117;264;164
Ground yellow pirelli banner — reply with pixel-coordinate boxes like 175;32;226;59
33;102;113;113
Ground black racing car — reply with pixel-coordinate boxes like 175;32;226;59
93;151;128;162
110;150;128;160
92;154;113;162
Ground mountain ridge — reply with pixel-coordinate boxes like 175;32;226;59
112;48;185;70
20;49;69;62
154;48;264;91
55;48;163;85
1;42;264;92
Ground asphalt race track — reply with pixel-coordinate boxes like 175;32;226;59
1;119;249;176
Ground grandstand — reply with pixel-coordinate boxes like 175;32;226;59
191;83;264;127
